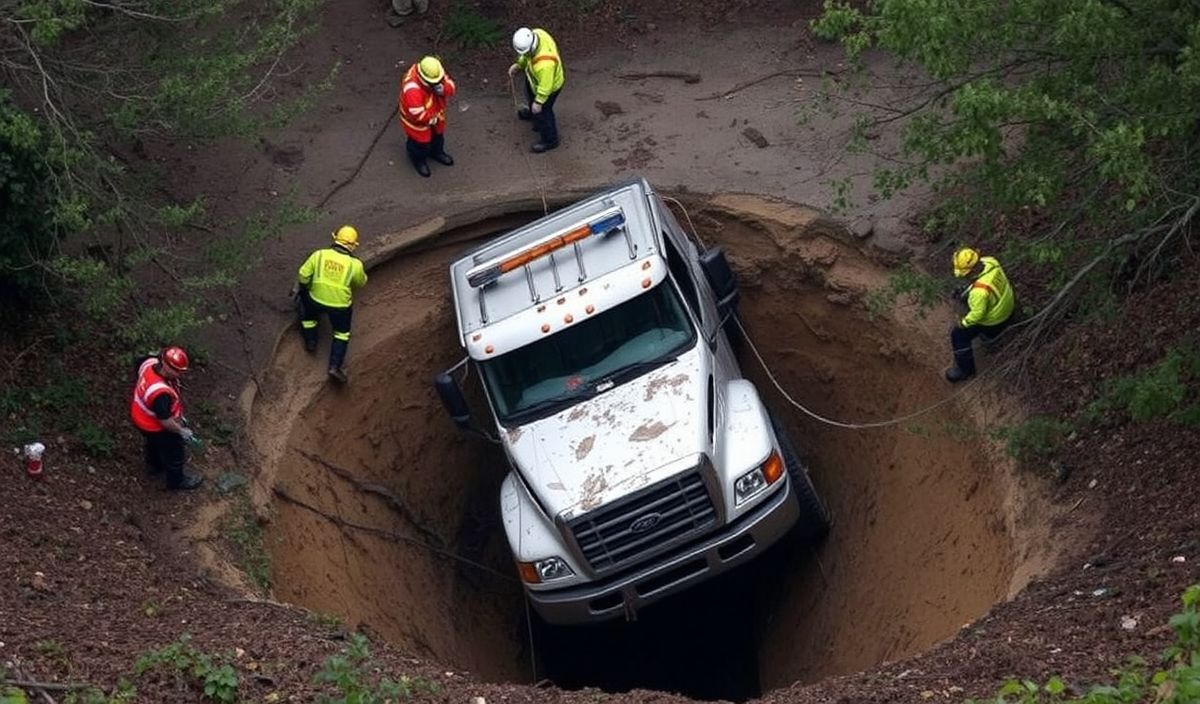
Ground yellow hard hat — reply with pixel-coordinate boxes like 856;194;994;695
333;225;359;250
952;247;980;278
417;56;445;84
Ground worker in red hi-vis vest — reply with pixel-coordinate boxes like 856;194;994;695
398;55;456;178
129;346;203;490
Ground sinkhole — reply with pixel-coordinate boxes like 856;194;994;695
245;194;1053;702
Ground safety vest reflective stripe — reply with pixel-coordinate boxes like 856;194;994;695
133;381;172;416
399;112;430;130
971;281;997;299
131;358;181;432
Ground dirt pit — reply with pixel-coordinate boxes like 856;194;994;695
246;194;1057;701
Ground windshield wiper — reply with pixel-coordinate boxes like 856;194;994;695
509;388;599;422
594;352;680;391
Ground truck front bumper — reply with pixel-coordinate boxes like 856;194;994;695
527;477;799;625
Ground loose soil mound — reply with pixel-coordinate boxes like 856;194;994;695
246;194;1058;698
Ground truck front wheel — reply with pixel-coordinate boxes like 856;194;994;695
769;411;831;541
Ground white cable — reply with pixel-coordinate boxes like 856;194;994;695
663;194;984;430
662;195;708;249
735;315;987;430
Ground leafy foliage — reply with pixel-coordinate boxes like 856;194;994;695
442;3;504;49
0;0;328;306
222;496;272;593
967;584;1200;703
993;416;1072;464
315;633;440;703
134;635;239;703
0;368;117;457
815;0;1200;320
1085;342;1200;424
865;264;948;318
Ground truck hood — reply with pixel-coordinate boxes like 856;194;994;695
504;347;706;521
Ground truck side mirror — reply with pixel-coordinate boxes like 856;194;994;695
700;246;740;317
434;372;472;429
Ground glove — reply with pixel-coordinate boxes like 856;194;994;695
508;63;520;78
179;428;196;443
531;101;543;115
289;283;300;299
432;83;445;96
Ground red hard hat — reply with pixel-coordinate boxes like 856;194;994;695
161;346;189;372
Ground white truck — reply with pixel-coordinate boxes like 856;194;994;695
435;178;830;624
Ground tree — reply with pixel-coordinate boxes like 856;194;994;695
0;0;325;307
814;0;1200;339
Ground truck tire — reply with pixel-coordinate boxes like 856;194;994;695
769;411;831;542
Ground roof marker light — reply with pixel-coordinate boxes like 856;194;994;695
466;209;627;288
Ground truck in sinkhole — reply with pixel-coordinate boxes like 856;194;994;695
435;178;830;624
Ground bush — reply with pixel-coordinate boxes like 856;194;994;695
315;633;439;703
134;635;239;703
993;416;1072;464
0;90;59;304
967;584;1200;703
1085;343;1200;425
442;4;503;49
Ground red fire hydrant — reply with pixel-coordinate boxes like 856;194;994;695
23;442;45;481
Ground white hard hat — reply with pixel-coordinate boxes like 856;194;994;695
512;27;535;55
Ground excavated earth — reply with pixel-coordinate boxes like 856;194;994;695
246;195;1062;701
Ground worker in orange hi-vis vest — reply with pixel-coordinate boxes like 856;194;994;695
398;55;457;178
129;346;203;491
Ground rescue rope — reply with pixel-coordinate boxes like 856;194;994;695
735;315;985;429
662;195;992;430
509;73;549;216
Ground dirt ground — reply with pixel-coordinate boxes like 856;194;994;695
3;1;1199;703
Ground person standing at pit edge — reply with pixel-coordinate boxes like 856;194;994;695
130;346;204;491
292;225;368;384
945;247;1015;383
508;26;565;153
399;55;457;177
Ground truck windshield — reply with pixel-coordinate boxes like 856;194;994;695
480;281;696;423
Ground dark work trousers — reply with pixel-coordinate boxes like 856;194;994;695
142;429;187;488
299;289;354;370
525;80;561;145
950;320;1010;375
406;132;448;169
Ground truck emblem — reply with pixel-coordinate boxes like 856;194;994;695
630;513;663;533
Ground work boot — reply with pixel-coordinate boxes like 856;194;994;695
431;151;454;166
944;366;974;383
169;472;204;491
301;328;318;353
414;161;431;178
145;463;162;476
517;107;533;121
328;367;348;384
531;140;559;154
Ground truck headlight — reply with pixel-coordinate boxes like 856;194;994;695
734;450;785;506
517;557;574;584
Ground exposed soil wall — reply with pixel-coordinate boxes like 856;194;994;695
245;194;1059;697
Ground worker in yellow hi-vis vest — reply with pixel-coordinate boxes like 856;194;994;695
291;225;368;384
508;26;565;153
946;247;1015;382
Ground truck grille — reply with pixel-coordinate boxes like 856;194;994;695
569;472;717;573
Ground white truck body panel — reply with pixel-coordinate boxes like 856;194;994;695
446;178;805;623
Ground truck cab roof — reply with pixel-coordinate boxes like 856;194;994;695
450;178;666;359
